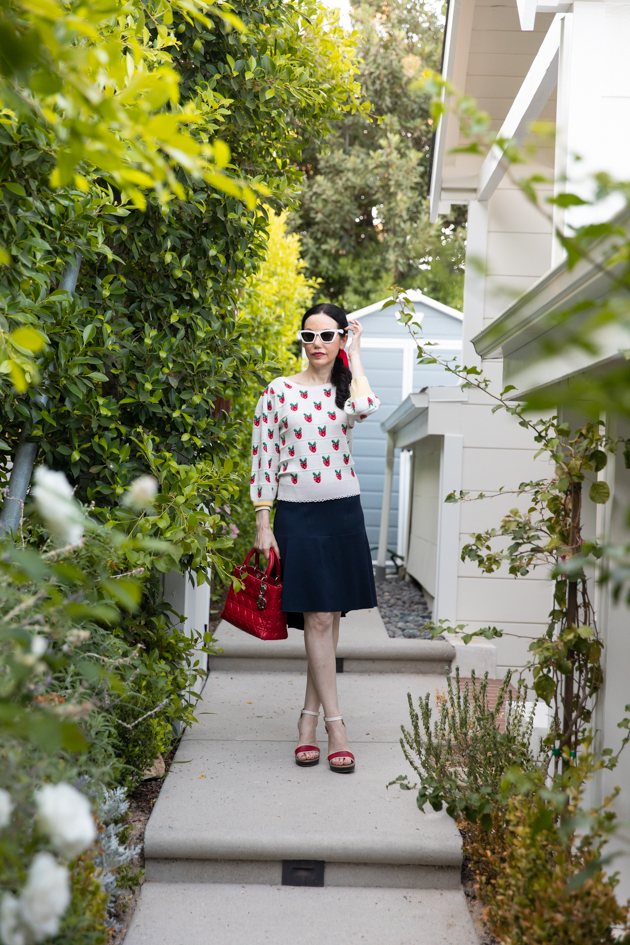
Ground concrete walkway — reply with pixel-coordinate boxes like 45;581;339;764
125;609;478;944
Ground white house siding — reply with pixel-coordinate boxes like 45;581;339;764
350;296;462;556
451;192;555;675
356;346;405;554
433;0;555;215
553;2;630;242
450;0;557;675
398;385;553;675
428;0;630;898
406;438;441;602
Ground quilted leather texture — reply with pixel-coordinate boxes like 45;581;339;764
221;549;287;641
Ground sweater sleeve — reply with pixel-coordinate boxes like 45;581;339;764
344;376;380;425
250;388;280;508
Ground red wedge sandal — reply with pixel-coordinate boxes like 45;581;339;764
325;715;355;773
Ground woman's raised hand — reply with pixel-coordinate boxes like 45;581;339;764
347;318;363;356
346;318;366;376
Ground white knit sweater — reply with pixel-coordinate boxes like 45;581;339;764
250;375;380;505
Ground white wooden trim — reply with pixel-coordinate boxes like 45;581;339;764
434;434;463;623
375;432;395;580
429;0;464;223
349;289;463;321
396;345;416;557
477;15;562;201
462;200;488;368
517;0;571;31
401;344;415;400
397;451;412;558
360;337;461;350
360;338;416;350
551;10;572;267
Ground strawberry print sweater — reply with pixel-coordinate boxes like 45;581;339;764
250;375;380;505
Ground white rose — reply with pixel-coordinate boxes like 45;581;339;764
123;474;158;510
29;637;47;659
65;629;90;647
35;783;96;860
0;893;25;945
0;788;13;829
32;468;84;546
19;852;70;942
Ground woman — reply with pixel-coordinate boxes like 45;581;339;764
251;302;380;773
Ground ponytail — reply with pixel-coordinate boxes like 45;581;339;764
301;302;351;410
331;354;352;410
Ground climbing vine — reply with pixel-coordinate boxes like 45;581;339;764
393;287;622;771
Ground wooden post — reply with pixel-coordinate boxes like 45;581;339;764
562;479;582;769
375;432;395;582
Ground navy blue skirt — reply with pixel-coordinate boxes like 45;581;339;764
273;495;377;630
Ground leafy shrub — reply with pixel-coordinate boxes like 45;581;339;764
0;470;214;783
92;787;141;917
52;854;109;945
394;665;630;944
0;495;154;943
467;782;630;945
391;669;542;827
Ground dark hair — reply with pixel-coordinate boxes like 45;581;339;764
301;303;351;410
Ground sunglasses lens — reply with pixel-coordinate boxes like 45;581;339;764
301;331;316;343
320;331;337;343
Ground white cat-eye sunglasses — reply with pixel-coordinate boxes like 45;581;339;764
296;328;346;344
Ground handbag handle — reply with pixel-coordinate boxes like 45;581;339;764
241;547;282;581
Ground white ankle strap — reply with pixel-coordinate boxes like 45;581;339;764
301;709;319;717
324;715;343;722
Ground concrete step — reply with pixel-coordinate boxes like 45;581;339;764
210;608;456;674
144;671;462;889
124;882;478;945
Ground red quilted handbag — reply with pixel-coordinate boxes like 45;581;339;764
220;548;287;640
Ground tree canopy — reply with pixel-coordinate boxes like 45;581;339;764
290;0;466;312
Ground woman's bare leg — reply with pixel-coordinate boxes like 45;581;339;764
301;611;351;767
302;611;341;712
296;663;321;762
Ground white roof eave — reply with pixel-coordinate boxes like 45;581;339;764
349;291;463;322
380;386;468;437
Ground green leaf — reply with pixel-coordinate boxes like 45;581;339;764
549;192;588;207
51;562;87;584
10;326;46;352
531;807;554;835
534;674;556;705
8;548;49;581
61;720;89;752
589;481;610;504
589;450;607;472
102;577;143;612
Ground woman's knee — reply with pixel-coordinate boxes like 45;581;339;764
304;611;334;635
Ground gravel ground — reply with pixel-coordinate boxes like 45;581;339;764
376;572;439;638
